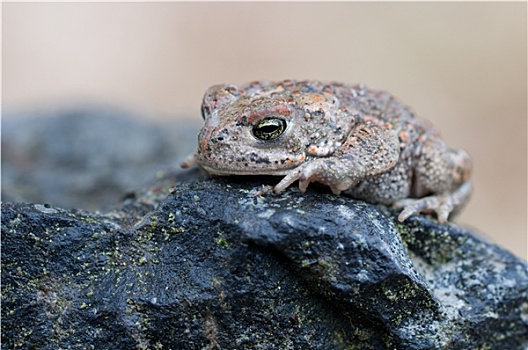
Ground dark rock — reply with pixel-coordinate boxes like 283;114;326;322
1;107;199;211
2;171;527;350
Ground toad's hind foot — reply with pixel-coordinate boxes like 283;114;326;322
394;181;471;223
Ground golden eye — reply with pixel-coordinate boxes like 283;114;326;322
252;118;287;141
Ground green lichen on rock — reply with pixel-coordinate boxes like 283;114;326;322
2;175;527;349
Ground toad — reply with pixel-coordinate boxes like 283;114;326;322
182;80;471;222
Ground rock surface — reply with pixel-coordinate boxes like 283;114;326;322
2;109;527;349
2;170;527;350
2;107;197;211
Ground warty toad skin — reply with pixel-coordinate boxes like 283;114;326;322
182;80;472;222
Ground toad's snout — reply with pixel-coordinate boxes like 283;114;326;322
198;127;231;154
210;128;229;142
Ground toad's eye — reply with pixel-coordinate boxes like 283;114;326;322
252;118;287;141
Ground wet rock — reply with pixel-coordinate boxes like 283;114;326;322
2;172;527;350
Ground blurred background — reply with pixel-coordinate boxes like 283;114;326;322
3;2;526;260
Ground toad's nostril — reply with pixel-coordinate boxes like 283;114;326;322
214;128;229;142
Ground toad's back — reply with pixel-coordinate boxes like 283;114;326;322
240;80;436;135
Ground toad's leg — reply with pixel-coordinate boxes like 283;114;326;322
394;137;472;223
274;123;400;195
180;152;198;169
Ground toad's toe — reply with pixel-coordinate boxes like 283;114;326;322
394;194;454;223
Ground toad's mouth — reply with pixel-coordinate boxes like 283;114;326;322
199;164;294;177
197;149;307;176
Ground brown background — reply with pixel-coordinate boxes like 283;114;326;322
3;3;526;260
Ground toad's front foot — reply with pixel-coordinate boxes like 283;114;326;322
394;181;471;223
273;159;356;196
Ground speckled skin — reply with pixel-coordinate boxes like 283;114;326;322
182;80;472;222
